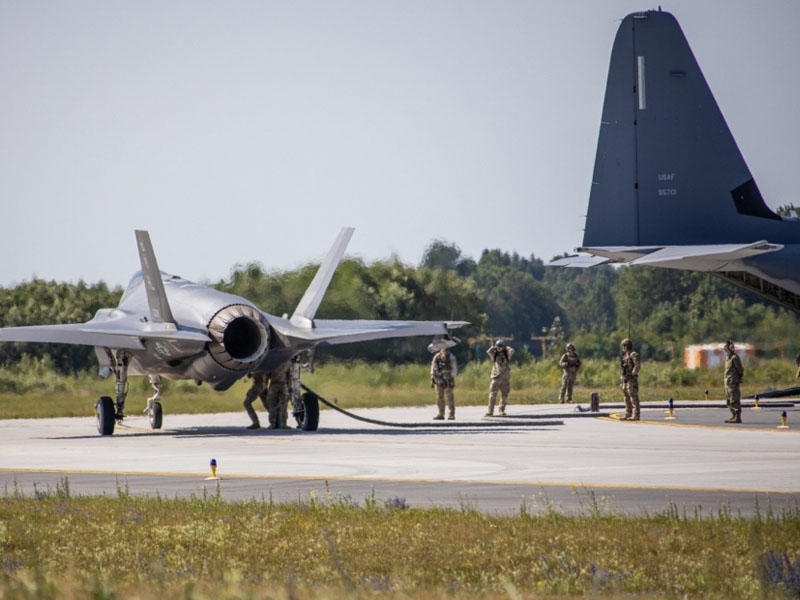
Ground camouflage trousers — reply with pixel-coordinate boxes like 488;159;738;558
488;375;510;413
266;383;289;428
621;378;640;418
435;384;455;418
243;377;268;425
725;383;741;415
559;371;577;403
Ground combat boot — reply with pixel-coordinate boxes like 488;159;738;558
246;421;260;430
724;410;738;423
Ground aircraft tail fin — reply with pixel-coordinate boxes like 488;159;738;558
134;230;176;325
290;227;354;328
583;9;789;248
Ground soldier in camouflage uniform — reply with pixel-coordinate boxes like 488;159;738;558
486;340;514;416
243;372;269;429
430;346;457;420
723;340;744;424
558;343;581;403
619;338;641;421
265;361;293;429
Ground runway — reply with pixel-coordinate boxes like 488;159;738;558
1;400;798;516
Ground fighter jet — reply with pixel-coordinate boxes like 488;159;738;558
0;228;465;435
551;10;800;311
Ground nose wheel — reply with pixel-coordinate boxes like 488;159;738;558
95;396;115;436
144;375;164;430
148;401;163;429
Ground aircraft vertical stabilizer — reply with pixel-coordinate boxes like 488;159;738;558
551;10;800;312
290;227;354;328
583;10;791;248
135;230;176;326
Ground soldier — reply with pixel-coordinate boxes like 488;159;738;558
242;372;269;429
558;343;581;403
619;338;641;421
723;340;744;423
486;339;514;416
265;361;293;429
430;346;457;420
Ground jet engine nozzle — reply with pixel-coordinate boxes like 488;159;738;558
207;304;269;370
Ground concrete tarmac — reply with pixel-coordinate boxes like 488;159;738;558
1;400;798;516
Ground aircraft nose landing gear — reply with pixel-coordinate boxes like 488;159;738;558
144;374;163;430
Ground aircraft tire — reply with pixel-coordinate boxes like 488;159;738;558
298;392;320;431
96;396;115;436
149;402;163;430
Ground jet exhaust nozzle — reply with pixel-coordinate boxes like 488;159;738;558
207;304;269;370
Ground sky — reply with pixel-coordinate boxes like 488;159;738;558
1;0;799;288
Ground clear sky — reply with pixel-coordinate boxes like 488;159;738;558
1;1;798;288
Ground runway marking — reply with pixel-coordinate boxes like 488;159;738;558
1;466;796;496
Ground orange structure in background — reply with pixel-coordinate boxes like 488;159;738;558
684;343;754;369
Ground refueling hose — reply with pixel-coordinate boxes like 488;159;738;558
300;384;564;428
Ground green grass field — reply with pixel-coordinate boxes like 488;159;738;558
1;482;800;599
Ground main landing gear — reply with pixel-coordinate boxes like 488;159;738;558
289;355;319;431
95;351;163;436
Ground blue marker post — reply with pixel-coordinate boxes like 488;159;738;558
778;411;789;429
753;394;761;410
666;397;676;420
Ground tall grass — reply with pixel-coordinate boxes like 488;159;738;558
0;357;796;419
1;483;799;598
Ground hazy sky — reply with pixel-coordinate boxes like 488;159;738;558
2;1;798;288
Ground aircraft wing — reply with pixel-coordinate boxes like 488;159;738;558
0;317;210;350
272;318;469;346
551;242;783;272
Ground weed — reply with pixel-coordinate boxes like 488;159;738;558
2;487;799;598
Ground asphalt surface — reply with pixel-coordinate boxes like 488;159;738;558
1;399;798;516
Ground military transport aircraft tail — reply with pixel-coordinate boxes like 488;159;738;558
552;9;800;311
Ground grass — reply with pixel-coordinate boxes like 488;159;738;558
1;482;799;599
0;358;796;420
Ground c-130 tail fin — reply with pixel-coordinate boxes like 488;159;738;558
581;9;791;249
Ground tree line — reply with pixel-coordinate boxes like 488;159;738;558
2;239;799;374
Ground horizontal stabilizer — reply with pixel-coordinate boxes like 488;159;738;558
558;241;783;272
548;254;611;268
273;318;469;346
627;241;783;271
